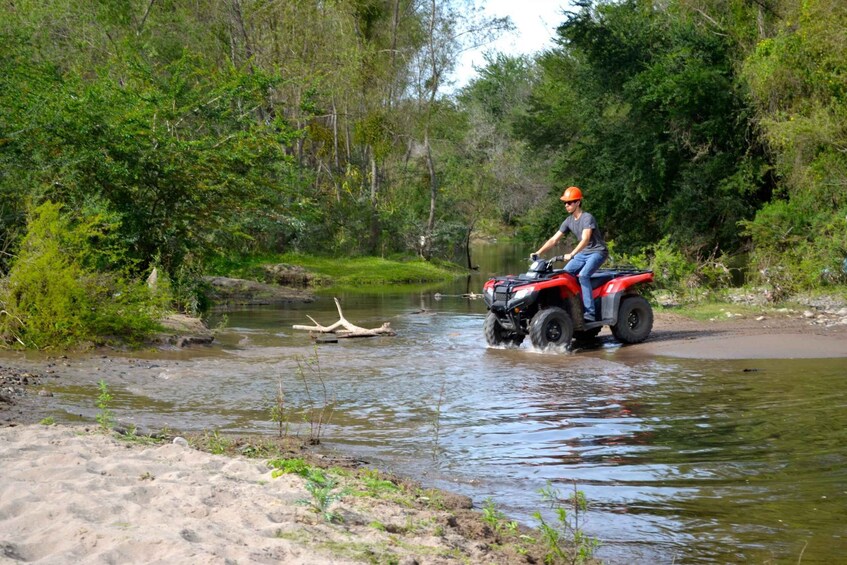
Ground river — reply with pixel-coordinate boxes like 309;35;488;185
11;243;847;563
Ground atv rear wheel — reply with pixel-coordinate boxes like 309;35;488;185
529;307;574;349
484;312;525;347
611;295;653;344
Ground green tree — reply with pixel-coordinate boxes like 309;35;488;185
740;0;847;286
518;0;771;258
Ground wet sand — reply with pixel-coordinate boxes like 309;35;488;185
636;332;847;359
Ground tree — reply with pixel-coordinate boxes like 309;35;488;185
518;0;770;257
407;0;511;258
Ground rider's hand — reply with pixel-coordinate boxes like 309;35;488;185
530;253;539;261
564;253;572;261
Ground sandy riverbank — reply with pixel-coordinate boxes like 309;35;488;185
0;424;540;564
622;309;847;359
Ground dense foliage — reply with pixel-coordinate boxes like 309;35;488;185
514;0;846;290
1;0;845;346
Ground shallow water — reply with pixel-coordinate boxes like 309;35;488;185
11;244;847;563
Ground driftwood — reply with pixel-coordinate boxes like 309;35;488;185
292;298;396;338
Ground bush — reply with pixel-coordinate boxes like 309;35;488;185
0;202;165;348
742;200;847;294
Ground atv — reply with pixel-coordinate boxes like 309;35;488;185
482;256;654;350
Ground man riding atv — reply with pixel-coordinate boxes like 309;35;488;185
483;186;654;350
532;186;607;323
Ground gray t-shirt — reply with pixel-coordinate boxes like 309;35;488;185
559;212;608;257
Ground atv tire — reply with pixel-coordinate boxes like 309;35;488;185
611;295;653;344
529;307;574;349
484;312;525;347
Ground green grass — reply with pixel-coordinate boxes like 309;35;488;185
658;302;766;321
208;252;466;287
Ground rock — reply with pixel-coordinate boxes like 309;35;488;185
173;437;189;447
156;314;214;348
146;267;158;290
261;264;319;287
756;316;766;321
803;310;816;319
202;276;315;306
175;335;214;348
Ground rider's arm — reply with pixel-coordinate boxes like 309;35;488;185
534;231;564;257
564;228;592;260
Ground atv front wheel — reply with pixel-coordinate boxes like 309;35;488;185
484;312;525;347
529;307;574;349
611;295;653;344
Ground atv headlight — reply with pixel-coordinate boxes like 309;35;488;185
512;286;535;300
484;286;494;299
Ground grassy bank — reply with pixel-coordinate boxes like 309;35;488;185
209;252;468;287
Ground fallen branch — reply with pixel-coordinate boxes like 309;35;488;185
292;298;396;338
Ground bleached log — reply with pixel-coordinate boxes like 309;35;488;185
292;298;396;338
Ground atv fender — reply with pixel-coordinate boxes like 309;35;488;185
597;272;653;324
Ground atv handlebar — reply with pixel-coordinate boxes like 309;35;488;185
531;255;565;263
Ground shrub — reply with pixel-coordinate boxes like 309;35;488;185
0;202;164;348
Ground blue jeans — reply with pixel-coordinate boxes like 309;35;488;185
564;252;607;320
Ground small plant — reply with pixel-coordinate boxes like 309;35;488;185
116;425;163;446
39;416;55;425
369;520;387;531
298;469;348;523
482;497;519;539
269;376;290;438
205;430;232;455
357;468;400;497
95;379;114;430
431;376;447;459
268;457;311;478
533;481;600;564
296;348;335;445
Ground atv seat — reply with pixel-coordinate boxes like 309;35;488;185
589;271;616;289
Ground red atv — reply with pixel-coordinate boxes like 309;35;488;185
482;256;654;349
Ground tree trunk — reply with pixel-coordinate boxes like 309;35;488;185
387;0;401;108
423;133;437;260
465;219;476;270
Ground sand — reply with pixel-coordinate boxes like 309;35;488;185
0;424;517;565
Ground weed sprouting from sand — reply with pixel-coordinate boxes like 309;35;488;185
115;424;163;446
269;376;290;438
298;469;349;523
534;480;600;564
482;497;519;539
295;348;335;445
431;376;446;459
95;379;114;430
268;457;311;478
358;468;400;497
39;416;55;425
205;430;232;455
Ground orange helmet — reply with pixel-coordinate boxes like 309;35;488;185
560;186;583;202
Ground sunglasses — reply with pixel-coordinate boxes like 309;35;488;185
563;200;579;205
